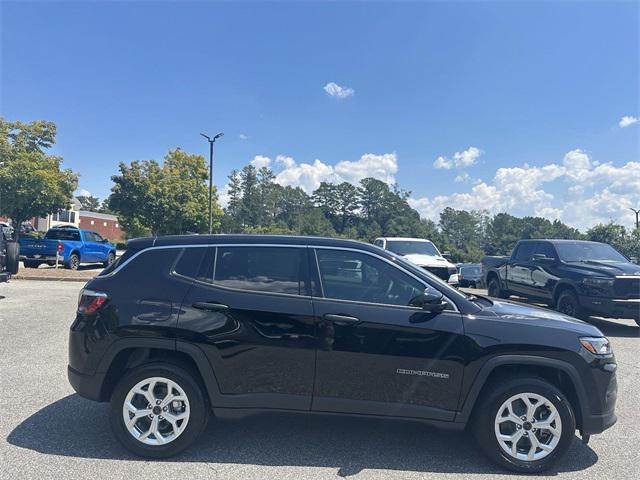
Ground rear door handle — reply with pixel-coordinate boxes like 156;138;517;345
192;302;229;312
323;313;360;326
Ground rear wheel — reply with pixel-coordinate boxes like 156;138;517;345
65;253;80;270
109;363;208;458
473;377;575;473
488;277;509;299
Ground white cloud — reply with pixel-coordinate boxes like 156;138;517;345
323;82;354;99
412;149;640;230
250;155;271;169
433;146;482;169
77;188;92;197
619;115;638;128
253;152;399;193
239;133;249;140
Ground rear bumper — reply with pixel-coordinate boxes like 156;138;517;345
67;365;105;402
579;295;640;320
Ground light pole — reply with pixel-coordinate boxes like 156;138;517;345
630;207;640;231
200;132;224;234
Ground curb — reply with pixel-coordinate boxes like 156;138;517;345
11;275;94;283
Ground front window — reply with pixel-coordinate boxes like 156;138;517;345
315;248;425;307
385;240;440;256
556;242;628;263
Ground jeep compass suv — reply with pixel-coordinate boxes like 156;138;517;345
68;235;617;472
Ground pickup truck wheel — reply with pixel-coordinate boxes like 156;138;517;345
65;253;80;270
103;252;115;268
488;278;509;299
556;290;588;320
473;377;575;473
109;363;208;458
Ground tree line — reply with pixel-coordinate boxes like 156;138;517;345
1;119;638;262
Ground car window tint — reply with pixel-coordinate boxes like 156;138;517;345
213;246;303;295
84;232;97;242
173;247;207;279
45;229;80;241
534;242;556;259
514;243;535;261
315;249;424;307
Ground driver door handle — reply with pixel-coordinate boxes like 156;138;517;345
323;313;360;326
192;302;229;312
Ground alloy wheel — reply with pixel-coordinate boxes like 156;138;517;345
558;297;576;317
122;376;190;446
494;392;562;462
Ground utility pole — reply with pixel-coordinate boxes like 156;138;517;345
630;207;640;231
200;132;224;234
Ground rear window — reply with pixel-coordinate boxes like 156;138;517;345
99;248;137;276
213;246;304;295
45;229;80;241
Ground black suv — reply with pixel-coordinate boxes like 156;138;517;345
0;225;19;283
68;235;617;472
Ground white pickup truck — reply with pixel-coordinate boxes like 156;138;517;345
373;237;458;284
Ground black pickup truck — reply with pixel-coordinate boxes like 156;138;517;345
0;225;20;282
483;239;640;326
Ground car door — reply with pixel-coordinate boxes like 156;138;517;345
81;231;99;262
527;241;560;300
178;244;317;410
505;242;537;296
310;247;466;421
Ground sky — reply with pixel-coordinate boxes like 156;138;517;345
1;0;639;231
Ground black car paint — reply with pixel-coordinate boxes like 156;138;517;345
483;239;640;321
68;235;617;437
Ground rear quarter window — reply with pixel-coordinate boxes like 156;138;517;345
102;248;181;280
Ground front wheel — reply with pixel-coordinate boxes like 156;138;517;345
488;278;509;299
473;377;575;473
109;363;208;458
103;251;115;268
556;289;588;320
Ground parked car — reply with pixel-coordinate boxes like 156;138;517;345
19;225;116;270
69;234;617;472
0;225;19;282
482;239;640;326
374;237;457;283
458;263;482;288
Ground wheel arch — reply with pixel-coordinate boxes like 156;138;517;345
456;355;587;431
96;339;222;407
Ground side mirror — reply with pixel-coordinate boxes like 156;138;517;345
532;253;555;264
442;251;452;260
411;287;447;313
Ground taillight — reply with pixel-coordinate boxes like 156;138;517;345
77;289;108;315
57;242;63;253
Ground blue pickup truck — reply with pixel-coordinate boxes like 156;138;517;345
19;226;117;270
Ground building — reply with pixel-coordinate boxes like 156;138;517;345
78;211;124;241
32;197;82;231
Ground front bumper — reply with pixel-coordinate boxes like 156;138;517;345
0;272;9;283
579;295;640;320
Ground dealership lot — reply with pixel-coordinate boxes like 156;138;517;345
1;280;639;480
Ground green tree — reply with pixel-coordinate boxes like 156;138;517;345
0;119;78;237
77;194;101;211
108;148;222;237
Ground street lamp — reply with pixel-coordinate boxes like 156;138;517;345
200;132;224;234
630;207;640;231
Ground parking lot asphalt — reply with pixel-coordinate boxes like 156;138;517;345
1;280;639;480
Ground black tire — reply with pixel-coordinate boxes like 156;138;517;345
103;251;115;268
488;277;509;299
5;241;19;274
23;260;41;269
109;362;209;458
473;377;576;473
556;289;588;320
66;253;80;270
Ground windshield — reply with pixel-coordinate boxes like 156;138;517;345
386;240;440;256
461;265;481;276
45;229;80;241
556;242;628;263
